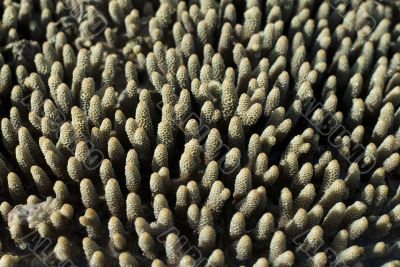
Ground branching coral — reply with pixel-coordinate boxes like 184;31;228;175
0;0;399;266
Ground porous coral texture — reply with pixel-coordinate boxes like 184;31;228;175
0;0;399;266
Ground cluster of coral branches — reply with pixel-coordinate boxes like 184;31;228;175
0;0;399;266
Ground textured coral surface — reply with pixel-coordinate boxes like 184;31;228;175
0;0;400;266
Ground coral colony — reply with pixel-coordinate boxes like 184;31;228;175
0;0;400;266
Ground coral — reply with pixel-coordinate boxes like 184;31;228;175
0;0;399;266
